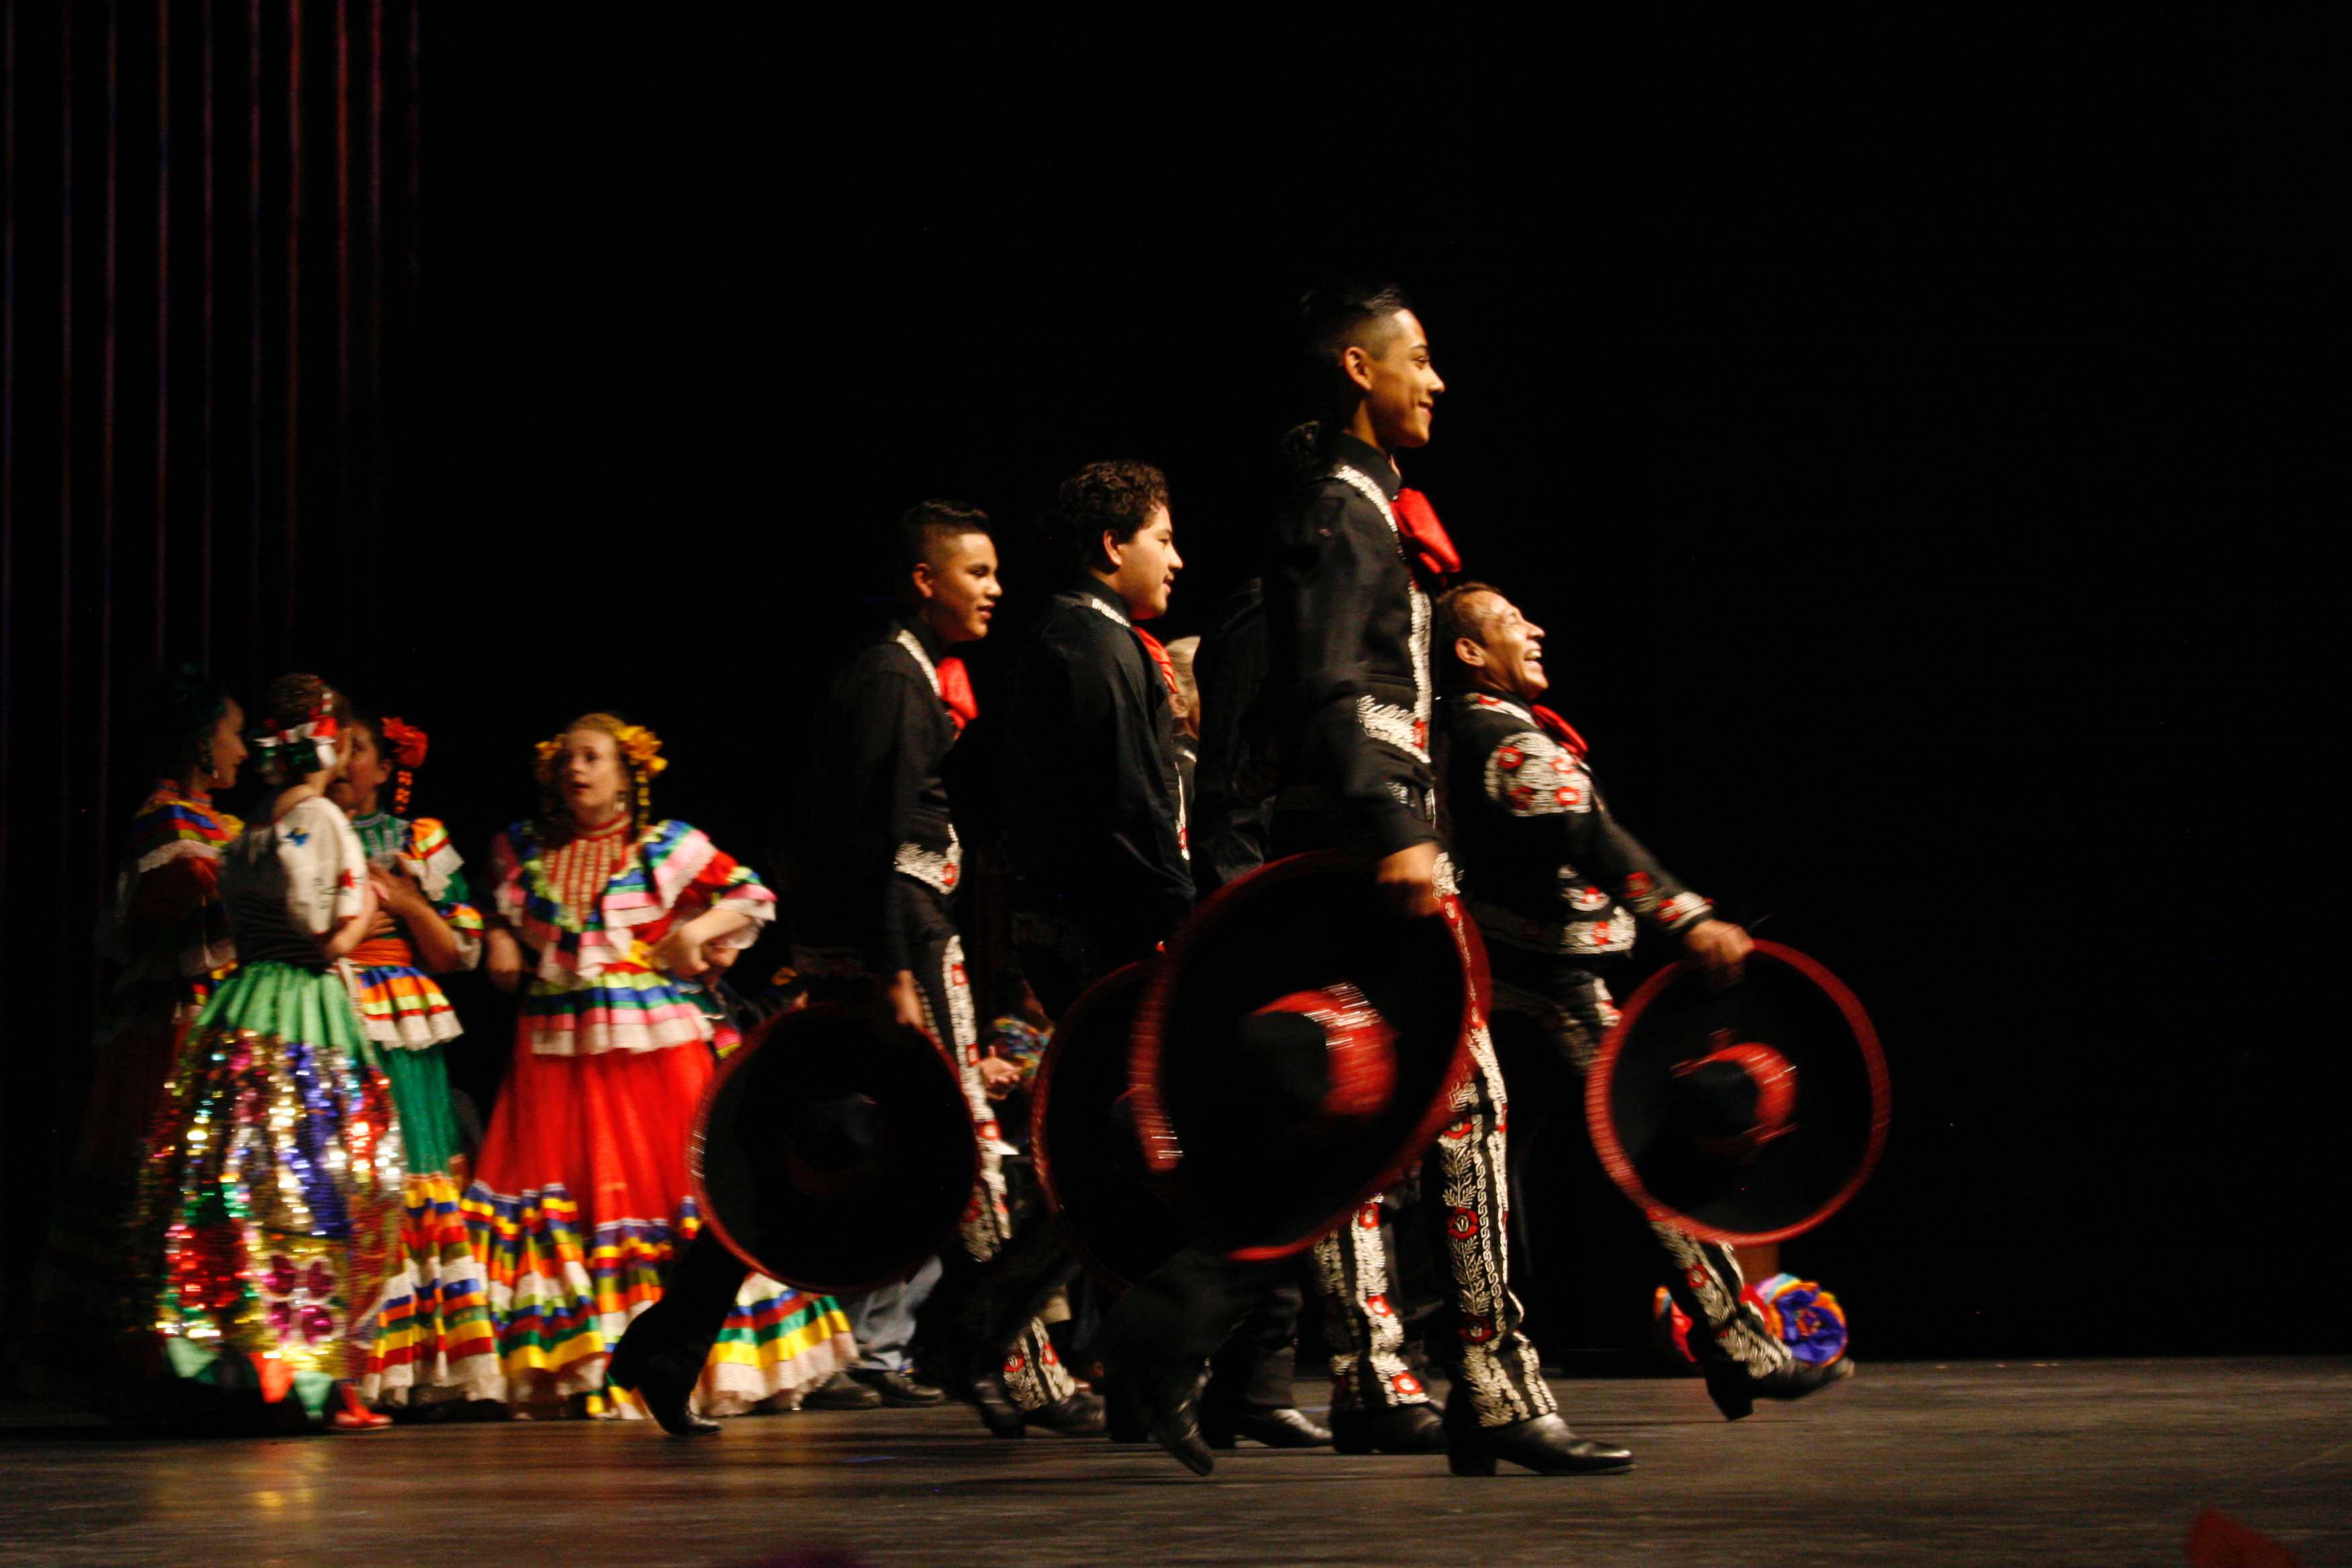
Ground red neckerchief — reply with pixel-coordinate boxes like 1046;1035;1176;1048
1529;704;1589;758
1133;626;1181;698
936;656;979;732
1393;487;1461;579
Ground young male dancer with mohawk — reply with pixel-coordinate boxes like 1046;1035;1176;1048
1101;280;1631;1477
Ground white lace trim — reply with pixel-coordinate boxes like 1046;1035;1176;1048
894;830;963;894
1333;463;1433;763
893;627;942;697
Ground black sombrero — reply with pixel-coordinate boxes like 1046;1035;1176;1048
1585;939;1890;1245
692;1001;978;1295
1030;961;1193;1293
1131;852;1478;1261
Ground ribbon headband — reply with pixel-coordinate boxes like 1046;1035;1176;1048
253;714;340;781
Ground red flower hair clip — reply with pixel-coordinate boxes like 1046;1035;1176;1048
380;718;429;770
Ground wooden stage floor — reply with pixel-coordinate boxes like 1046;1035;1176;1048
3;1357;2346;1567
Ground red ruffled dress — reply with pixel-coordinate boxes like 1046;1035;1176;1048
464;816;851;1414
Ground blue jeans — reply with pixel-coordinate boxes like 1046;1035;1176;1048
842;1254;943;1373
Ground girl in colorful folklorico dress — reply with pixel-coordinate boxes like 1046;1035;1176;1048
470;714;852;1418
325;707;503;1412
15;667;248;1414
138;673;408;1430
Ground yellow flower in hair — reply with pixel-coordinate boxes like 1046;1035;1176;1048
533;720;668;781
610;724;669;777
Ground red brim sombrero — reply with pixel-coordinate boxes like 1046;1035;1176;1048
1030;961;1193;1293
1130;852;1479;1261
693;1001;978;1294
1585;940;1891;1245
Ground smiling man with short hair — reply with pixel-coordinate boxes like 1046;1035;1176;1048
1434;579;1853;1420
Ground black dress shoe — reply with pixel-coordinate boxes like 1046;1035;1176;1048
850;1369;944;1407
1444;1412;1634;1476
1106;1365;1214;1475
803;1370;883;1410
1329;1403;1447;1455
1704;1353;1855;1420
1442;1387;1631;1476
1201;1404;1333;1450
1022;1389;1108;1436
605;1337;720;1438
967;1373;1028;1438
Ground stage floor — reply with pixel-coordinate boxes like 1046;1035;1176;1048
3;1357;2345;1567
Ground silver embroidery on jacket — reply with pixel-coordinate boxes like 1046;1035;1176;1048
1357;695;1432;762
894;831;963;895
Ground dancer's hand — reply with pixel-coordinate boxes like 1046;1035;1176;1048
977;1056;1022;1099
653;926;709;979
1683;919;1753;990
485;926;527;993
881;969;927;1040
1376;841;1441;918
369;861;431;918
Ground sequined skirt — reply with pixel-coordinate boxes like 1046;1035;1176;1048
139;959;406;1418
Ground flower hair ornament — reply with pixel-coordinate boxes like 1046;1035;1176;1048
380;718;429;815
534;715;668;829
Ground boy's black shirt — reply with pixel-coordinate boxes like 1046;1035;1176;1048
796;611;963;975
1262;430;1444;859
1001;578;1193;957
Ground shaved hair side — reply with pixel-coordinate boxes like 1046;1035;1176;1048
1297;277;1416;378
894;499;993;585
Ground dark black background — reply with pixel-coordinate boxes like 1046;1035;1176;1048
271;13;2334;1356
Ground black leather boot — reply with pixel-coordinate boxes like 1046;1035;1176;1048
606;1324;720;1438
1200;1404;1334;1450
1704;1353;1855;1420
967;1373;1028;1438
1442;1385;1632;1476
1329;1402;1446;1455
1022;1389;1108;1436
1106;1363;1214;1475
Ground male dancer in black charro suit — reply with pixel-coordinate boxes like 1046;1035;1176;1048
610;502;1099;1438
1432;581;1855;1420
1099;280;1630;1477
1001;459;1330;1451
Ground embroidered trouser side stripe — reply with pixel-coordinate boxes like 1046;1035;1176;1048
1314;1022;1557;1428
912;929;1075;1412
1487;954;1792;1379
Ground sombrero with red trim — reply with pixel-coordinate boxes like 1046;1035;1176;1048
1131;852;1479;1261
1585;940;1890;1246
1030;961;1192;1293
692;1001;978;1295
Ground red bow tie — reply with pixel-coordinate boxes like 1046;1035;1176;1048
1530;705;1588;757
1393;487;1461;579
1134;627;1180;699
936;656;979;731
